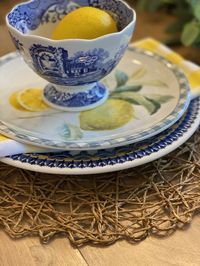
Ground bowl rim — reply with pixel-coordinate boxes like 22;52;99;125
6;0;136;43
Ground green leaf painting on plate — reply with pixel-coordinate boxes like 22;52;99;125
58;123;83;140
9;67;175;137
79;67;174;131
115;70;129;87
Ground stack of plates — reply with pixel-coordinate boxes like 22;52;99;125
0;47;199;175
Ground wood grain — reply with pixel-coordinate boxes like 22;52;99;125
0;231;87;266
1;218;200;266
80;217;200;266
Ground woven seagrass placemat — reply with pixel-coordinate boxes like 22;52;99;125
0;128;200;246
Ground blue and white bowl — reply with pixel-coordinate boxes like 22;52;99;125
6;0;136;111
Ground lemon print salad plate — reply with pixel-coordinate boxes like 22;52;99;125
0;47;190;151
1;97;200;175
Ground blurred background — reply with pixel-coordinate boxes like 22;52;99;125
0;0;200;64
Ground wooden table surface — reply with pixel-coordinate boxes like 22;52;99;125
1;1;200;265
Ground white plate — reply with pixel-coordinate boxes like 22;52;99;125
0;47;190;150
1;98;199;175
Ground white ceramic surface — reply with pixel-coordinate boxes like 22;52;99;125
0;47;190;150
1;97;200;175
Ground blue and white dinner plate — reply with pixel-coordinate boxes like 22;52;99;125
1;98;200;175
0;47;190;151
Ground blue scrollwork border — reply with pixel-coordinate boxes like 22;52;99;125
8;98;200;169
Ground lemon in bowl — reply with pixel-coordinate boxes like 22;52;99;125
7;0;136;112
52;7;118;40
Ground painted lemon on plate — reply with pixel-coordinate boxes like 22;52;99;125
9;91;27;112
17;88;48;112
9;88;48;112
52;7;118;40
80;99;134;131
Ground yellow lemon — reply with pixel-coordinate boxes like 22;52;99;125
80;99;134;131
52;7;118;40
9;91;27;111
0;135;9;141
17;88;48;112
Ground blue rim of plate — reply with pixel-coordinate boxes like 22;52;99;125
6;98;200;171
0;47;191;151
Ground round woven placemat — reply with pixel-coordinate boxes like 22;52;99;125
0;128;200;246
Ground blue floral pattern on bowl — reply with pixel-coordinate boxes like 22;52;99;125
44;82;107;108
7;0;133;33
29;44;127;86
6;0;135;111
7;0;77;33
9;34;24;51
88;0;134;30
